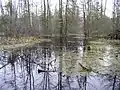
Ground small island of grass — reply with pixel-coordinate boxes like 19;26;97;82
0;36;51;50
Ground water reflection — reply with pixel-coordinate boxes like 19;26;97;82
0;37;120;90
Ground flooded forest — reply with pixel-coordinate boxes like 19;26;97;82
0;0;120;90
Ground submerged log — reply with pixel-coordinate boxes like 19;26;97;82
38;69;56;73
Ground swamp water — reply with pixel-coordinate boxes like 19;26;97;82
0;36;120;90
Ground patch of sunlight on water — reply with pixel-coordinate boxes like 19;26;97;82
100;45;113;67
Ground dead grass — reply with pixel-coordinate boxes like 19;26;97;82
0;36;51;50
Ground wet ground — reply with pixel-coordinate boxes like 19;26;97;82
0;36;120;90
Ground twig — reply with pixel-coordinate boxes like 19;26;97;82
0;63;9;69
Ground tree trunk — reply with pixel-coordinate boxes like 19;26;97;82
58;0;63;90
27;0;31;28
65;0;68;47
83;4;87;47
44;0;46;27
104;0;107;15
101;0;103;18
9;0;12;36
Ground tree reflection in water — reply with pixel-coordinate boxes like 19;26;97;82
0;38;120;90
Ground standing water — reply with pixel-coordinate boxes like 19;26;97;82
0;36;120;90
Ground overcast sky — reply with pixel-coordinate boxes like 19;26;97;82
104;0;113;17
36;0;113;17
40;0;113;17
1;0;113;17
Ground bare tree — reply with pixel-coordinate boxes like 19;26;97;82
100;0;103;17
104;0;107;15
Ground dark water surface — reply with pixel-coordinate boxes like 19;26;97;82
0;36;120;90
